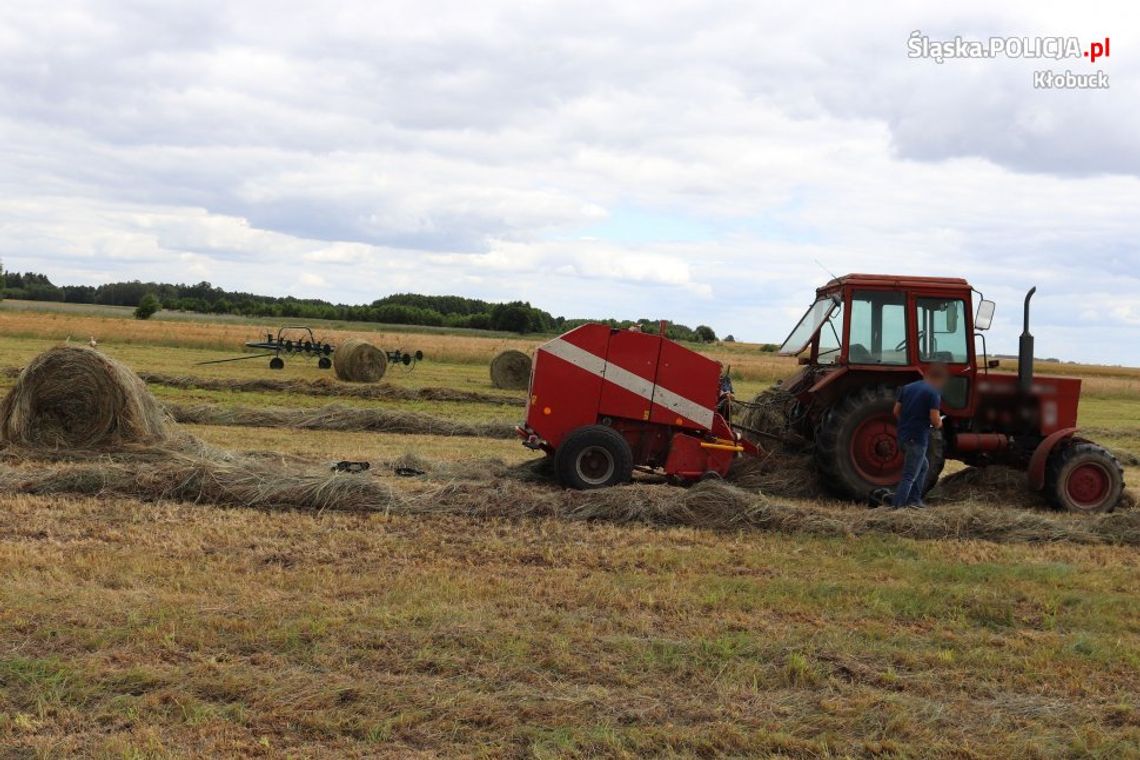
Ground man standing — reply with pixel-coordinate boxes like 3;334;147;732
891;364;948;508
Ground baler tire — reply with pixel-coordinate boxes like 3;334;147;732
555;425;633;490
815;385;945;501
1045;440;1124;513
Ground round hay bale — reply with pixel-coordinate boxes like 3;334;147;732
0;346;172;450
490;350;532;390
333;339;387;383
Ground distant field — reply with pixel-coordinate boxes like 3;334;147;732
0;302;1137;757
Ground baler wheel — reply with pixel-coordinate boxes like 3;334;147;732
814;385;944;500
555;425;633;490
1045;441;1124;513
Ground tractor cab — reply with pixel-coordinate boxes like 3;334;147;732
777;275;995;413
780;275;987;371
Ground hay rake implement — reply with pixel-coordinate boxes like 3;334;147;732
196;325;424;378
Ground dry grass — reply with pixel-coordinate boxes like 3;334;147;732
165;403;518;439
0;454;1137;547
136;372;524;406
2;492;1139;757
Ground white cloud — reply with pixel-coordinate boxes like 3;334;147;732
0;0;1137;362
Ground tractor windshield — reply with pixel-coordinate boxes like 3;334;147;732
778;295;839;356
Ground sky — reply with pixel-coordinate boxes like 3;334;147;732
0;0;1137;364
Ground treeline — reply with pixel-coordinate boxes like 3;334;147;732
0;271;720;341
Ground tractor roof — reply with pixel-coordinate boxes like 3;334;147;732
819;273;972;293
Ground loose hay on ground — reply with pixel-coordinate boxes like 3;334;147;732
0;457;1132;544
734;386;800;443
729;386;825;498
166;402;517;439
726;451;826;499
490;350;532;390
928;466;1047;509
137;372;525;406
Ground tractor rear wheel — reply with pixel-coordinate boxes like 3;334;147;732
555;425;633;490
815;385;945;501
1045;441;1123;513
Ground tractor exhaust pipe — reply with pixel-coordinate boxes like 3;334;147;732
1018;286;1037;393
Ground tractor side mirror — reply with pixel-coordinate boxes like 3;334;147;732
975;299;996;331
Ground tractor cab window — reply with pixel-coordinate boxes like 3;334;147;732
778;295;839;356
917;298;969;364
848;290;908;365
816;302;844;364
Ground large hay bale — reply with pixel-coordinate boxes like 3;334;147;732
490;350;531;390
333;339;387;383
0;346;172;450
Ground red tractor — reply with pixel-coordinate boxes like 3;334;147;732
769;274;1124;512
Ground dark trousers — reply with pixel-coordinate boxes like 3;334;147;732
892;439;929;507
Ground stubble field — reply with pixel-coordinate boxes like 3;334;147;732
0;302;1137;759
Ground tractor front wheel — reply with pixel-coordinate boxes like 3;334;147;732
555;425;634;490
815;385;945;501
1045;441;1124;513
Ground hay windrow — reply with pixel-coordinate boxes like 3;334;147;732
0;457;1132;544
166;402;518;439
333;339;387;383
929;466;1046;509
136;373;525;406
0;347;173;450
490;350;532;390
726;451;826;499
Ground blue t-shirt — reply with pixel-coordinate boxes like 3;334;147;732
896;380;941;446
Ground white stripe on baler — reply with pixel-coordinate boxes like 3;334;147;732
652;385;715;429
541;338;716;429
542;338;606;375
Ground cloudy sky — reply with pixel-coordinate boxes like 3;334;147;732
0;0;1136;363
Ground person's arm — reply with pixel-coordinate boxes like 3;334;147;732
893;401;902;419
929;389;943;429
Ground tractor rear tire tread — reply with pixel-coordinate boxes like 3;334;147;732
815;384;945;501
1044;440;1124;513
555;425;634;490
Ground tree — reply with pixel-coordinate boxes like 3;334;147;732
134;293;161;320
694;325;717;343
489;302;533;333
723;334;735;342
